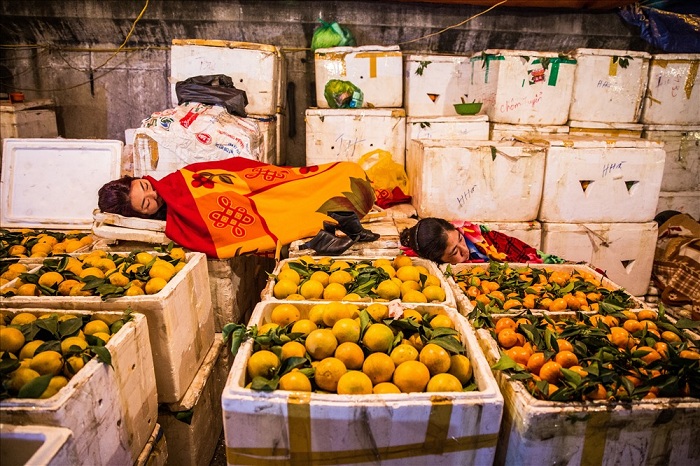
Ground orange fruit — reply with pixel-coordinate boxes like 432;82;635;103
426;373;463;392
305;329;338;360
332;318;361;344
362;324;394;354
334;342;365;370
497;328;519;349
280;341;307;360
393;360;430;393
539;361;562;384
279;371;312;392
419;343;451;376
623;319;643;333
495;317;517;335
270;304;301;327
448;354;473;384
505;346;530;366
554;350;578;368
247;350;280;380
548;298;567;312
556;339;574;353
608;327;633;349
362;352;395;385
390;344;419;366
526;352;547;376
637;310;657;321
373;382;401;394
314;357;347;392
337;371;373;395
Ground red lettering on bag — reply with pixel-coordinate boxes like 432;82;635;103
196;133;212;144
180;109;200;128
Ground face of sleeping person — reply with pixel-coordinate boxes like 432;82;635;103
440;229;470;264
129;178;163;216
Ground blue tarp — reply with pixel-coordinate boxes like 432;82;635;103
618;2;700;52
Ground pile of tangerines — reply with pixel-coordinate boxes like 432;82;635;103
235;301;475;395
1;229;94;259
448;262;638;315
488;308;699;402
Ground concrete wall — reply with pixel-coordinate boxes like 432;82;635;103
0;0;649;166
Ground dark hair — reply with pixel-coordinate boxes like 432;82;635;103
98;175;146;218
399;217;456;263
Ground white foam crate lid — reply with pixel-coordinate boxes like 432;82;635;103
567;120;644;139
223;301;503;465
0;424;76;466
540;222;658;297
468;50;577;125
1;138;122;230
0;252;214;403
535;136;666;223
407;139;546;222
475;313;700;466
403;54;472;117
406;115;490;144
170;39;285;115
305;108;406;166
441;262;644;318
641;53;700;125
569;48;650;124
489;123;570;141
0;311;156;465
314;45;403;109
642;125;700;192
260;255;455;308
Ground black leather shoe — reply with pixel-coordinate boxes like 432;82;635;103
328;211;380;242
300;230;355;255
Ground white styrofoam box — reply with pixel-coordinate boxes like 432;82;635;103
536;137;666;223
0;424;76;466
403;54;471;117
568;120;643;138
315;45;403;108
406;116;490;149
0;252;214;403
159;334;228;466
475;316;699;466
0;311;157;465
443;262;644;318
641;53;700;125
407;139;546;222
480;221;542;250
569;49;651;123
1;138;122;230
223;301;503;466
136;424;168;466
489;123;569;141
0;100;58;146
540;222;658;296
249;113;285;165
642;125;700;192
260;255;455;309
170;39;286;115
468;50;577;125
656;191;700;221
305;108;406;165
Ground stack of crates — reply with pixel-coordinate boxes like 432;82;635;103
640;53;700;221
306;45;405;166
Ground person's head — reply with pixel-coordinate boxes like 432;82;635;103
98;176;164;218
399;217;469;264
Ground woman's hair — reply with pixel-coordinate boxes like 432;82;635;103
98;175;145;218
399;217;456;263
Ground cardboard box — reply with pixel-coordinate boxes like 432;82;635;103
641;53;700;125
0;252;215;403
315;45;403;108
403;54;471;117
0;311;157;464
222;301;503;465
407;139;546;222
569;49;650;123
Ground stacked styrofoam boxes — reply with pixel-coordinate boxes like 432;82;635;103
169;39;287;166
489;123;569;141
535;136;666;296
158;334;231;466
407;140;546;245
567;49;651;138
0;310;157;464
308;46;405;166
0;424;76;465
222;300;503;465
639;54;700;220
0;252;214;404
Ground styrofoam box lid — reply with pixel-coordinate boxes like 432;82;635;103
404;53;470;63
650;53;700;61
0;424;74;464
315;44;400;55
413;139;543;152
530;135;663;149
1;138;122;230
574;48;651;59
407;115;489;123
305;108;405;118
568;121;643;130
642;124;700;132
471;49;572;59
490;123;569;133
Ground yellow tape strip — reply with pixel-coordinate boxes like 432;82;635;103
569;127;641;137
288;393;312;466
581;411;611;466
424;396;453;454
685;61;698;100
609;58;618;77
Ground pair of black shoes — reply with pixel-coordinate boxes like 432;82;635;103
301;211;380;255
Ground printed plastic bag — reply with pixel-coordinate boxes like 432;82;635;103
175;74;248;117
323;80;364;109
311;19;356;51
358;149;411;208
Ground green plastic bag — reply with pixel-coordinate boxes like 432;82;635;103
323;80;363;109
311;19;356;51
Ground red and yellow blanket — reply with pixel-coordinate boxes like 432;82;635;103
147;157;374;258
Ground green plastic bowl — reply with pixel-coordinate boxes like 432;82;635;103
454;102;483;115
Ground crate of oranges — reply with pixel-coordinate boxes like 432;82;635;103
0;250;214;403
260;254;455;308
0;229;94;259
474;307;700;465
0;309;156;465
443;262;644;321
221;300;503;465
